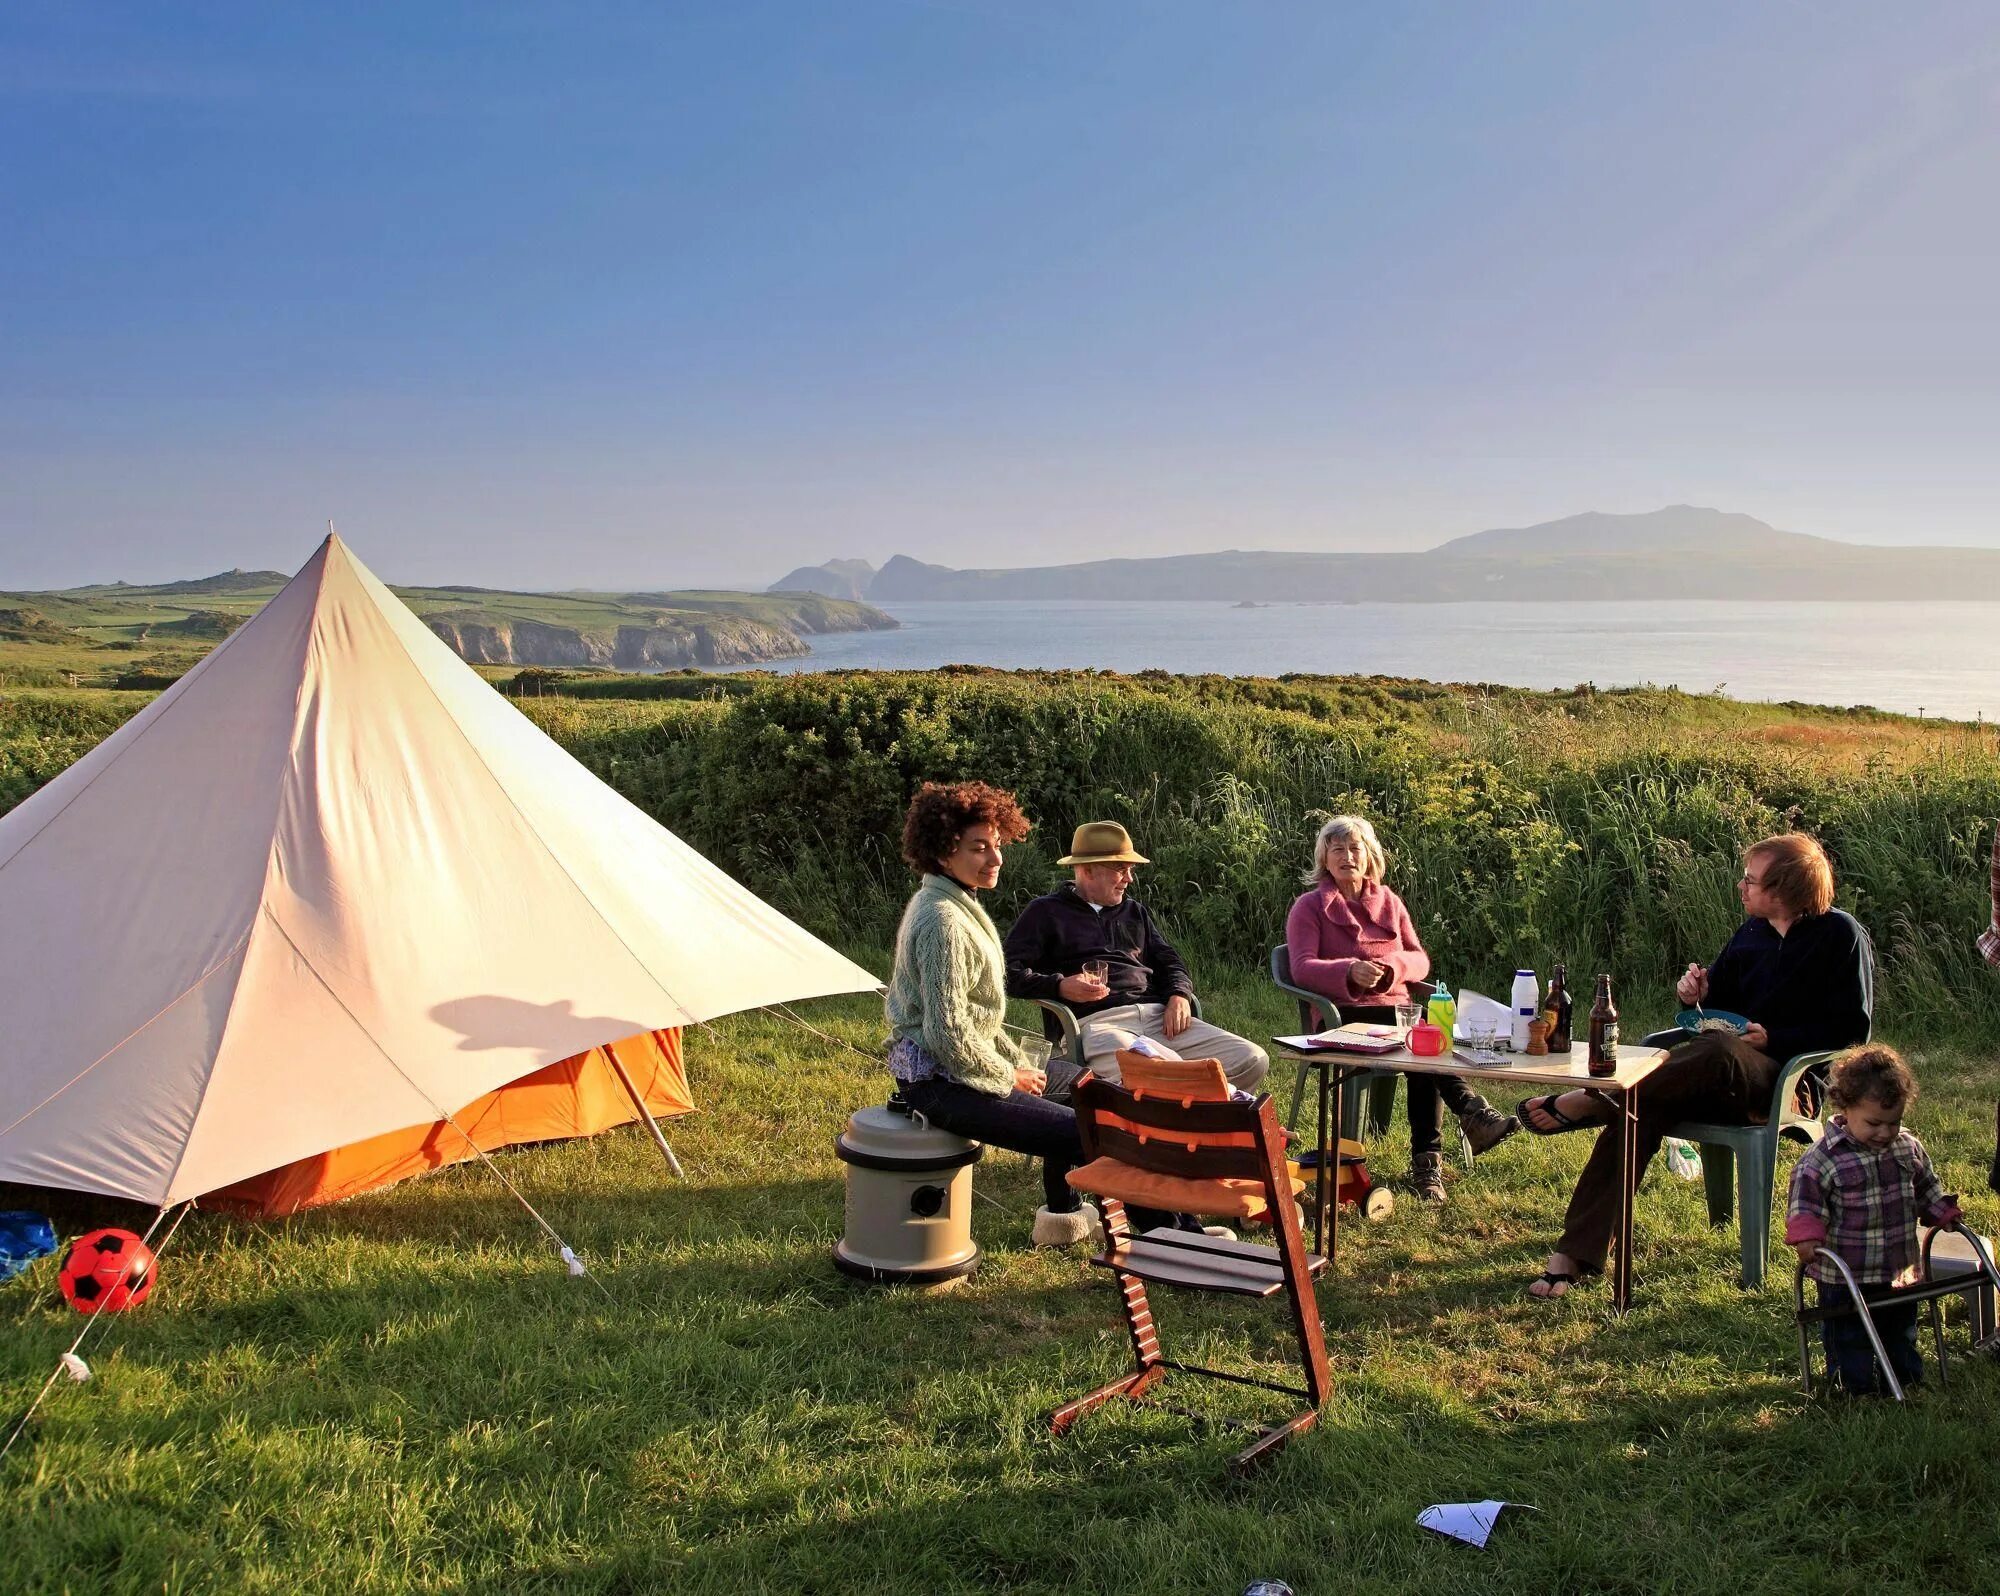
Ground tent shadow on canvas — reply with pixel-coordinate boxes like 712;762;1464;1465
429;995;657;1056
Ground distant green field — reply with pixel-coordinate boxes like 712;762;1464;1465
0;569;891;687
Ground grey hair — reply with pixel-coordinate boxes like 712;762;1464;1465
1305;814;1388;886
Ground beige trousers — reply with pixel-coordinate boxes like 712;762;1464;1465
1076;1002;1270;1092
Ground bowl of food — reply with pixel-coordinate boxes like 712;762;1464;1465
1675;1007;1749;1036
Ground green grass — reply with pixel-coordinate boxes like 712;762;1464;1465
6;963;1999;1595
4;669;1999;1591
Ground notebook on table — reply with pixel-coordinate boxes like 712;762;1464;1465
1275;1023;1407;1055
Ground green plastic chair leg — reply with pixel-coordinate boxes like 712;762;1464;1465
1367;1074;1398;1139
1338;1072;1365;1141
1699;1144;1736;1226
1285;1060;1312;1134
1737;1142;1775;1289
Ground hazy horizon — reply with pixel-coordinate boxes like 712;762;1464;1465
6;4;2000;591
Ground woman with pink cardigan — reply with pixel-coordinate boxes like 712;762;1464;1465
1284;815;1517;1202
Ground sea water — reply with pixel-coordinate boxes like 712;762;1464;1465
724;599;2000;722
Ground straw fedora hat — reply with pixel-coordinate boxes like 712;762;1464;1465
1058;821;1150;867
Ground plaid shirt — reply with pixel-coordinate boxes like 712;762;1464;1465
1980;822;2000;968
1785;1118;1961;1287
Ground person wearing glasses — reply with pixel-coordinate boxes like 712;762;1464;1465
1516;832;1871;1299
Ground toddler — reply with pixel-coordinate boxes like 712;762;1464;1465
1786;1044;1961;1394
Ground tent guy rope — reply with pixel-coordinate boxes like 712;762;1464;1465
1;1200;195;1466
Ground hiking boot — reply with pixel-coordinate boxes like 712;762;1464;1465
1411;1152;1448;1204
1459;1100;1520;1156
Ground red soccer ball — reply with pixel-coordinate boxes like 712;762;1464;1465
57;1228;157;1314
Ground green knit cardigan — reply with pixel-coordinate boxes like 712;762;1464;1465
885;874;1025;1096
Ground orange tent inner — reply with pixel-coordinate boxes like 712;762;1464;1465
205;1027;690;1216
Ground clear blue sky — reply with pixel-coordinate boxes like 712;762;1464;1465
5;2;1999;590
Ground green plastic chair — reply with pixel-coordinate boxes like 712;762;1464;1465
1030;992;1203;1104
1662;909;1876;1289
1269;943;1412;1143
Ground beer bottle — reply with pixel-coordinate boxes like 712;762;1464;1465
1544;964;1572;1054
1586;974;1618;1075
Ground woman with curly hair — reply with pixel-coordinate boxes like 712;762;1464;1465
886;780;1167;1246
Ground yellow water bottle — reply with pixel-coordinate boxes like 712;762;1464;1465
1426;981;1456;1041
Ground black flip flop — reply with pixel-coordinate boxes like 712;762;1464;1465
1521;1092;1590;1135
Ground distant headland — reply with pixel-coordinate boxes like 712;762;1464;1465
769;506;2000;604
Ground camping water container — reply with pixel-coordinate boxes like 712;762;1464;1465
833;1094;982;1284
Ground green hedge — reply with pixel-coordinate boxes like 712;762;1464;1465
519;673;2000;1041
5;673;1995;1041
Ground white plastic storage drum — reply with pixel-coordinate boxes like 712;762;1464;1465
834;1094;983;1284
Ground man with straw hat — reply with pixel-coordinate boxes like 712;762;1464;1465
1003;820;1269;1093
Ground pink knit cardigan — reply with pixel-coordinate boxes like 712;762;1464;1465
1284;879;1432;1008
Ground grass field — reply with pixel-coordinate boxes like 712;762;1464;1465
6;958;1999;1596
4;668;1998;1593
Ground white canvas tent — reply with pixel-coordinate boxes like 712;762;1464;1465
0;534;879;1207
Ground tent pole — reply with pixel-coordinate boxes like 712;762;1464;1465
606;1052;687;1179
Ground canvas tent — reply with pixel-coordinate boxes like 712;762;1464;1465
0;535;880;1213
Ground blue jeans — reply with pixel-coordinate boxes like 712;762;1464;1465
900;1074;1184;1231
1819;1280;1924;1394
902;1075;1083;1212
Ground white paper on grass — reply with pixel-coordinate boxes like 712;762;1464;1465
1417;1500;1536;1548
1451;989;1514;1043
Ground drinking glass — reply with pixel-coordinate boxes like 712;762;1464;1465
1016;1036;1052;1091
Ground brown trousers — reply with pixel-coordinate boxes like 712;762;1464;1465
1556;1031;1778;1270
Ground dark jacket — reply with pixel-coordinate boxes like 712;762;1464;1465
1705;910;1871;1066
1002;884;1194;1020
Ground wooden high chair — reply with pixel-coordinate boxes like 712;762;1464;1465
1048;1054;1332;1475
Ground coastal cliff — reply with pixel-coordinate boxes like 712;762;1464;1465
425;614;810;668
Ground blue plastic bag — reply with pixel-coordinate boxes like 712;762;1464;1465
0;1211;58;1283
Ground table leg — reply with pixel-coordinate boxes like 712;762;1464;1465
1613;1082;1640;1313
1326;1064;1342;1271
1314;1055;1332;1257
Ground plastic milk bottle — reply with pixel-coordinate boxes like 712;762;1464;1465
1510;969;1540;1052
